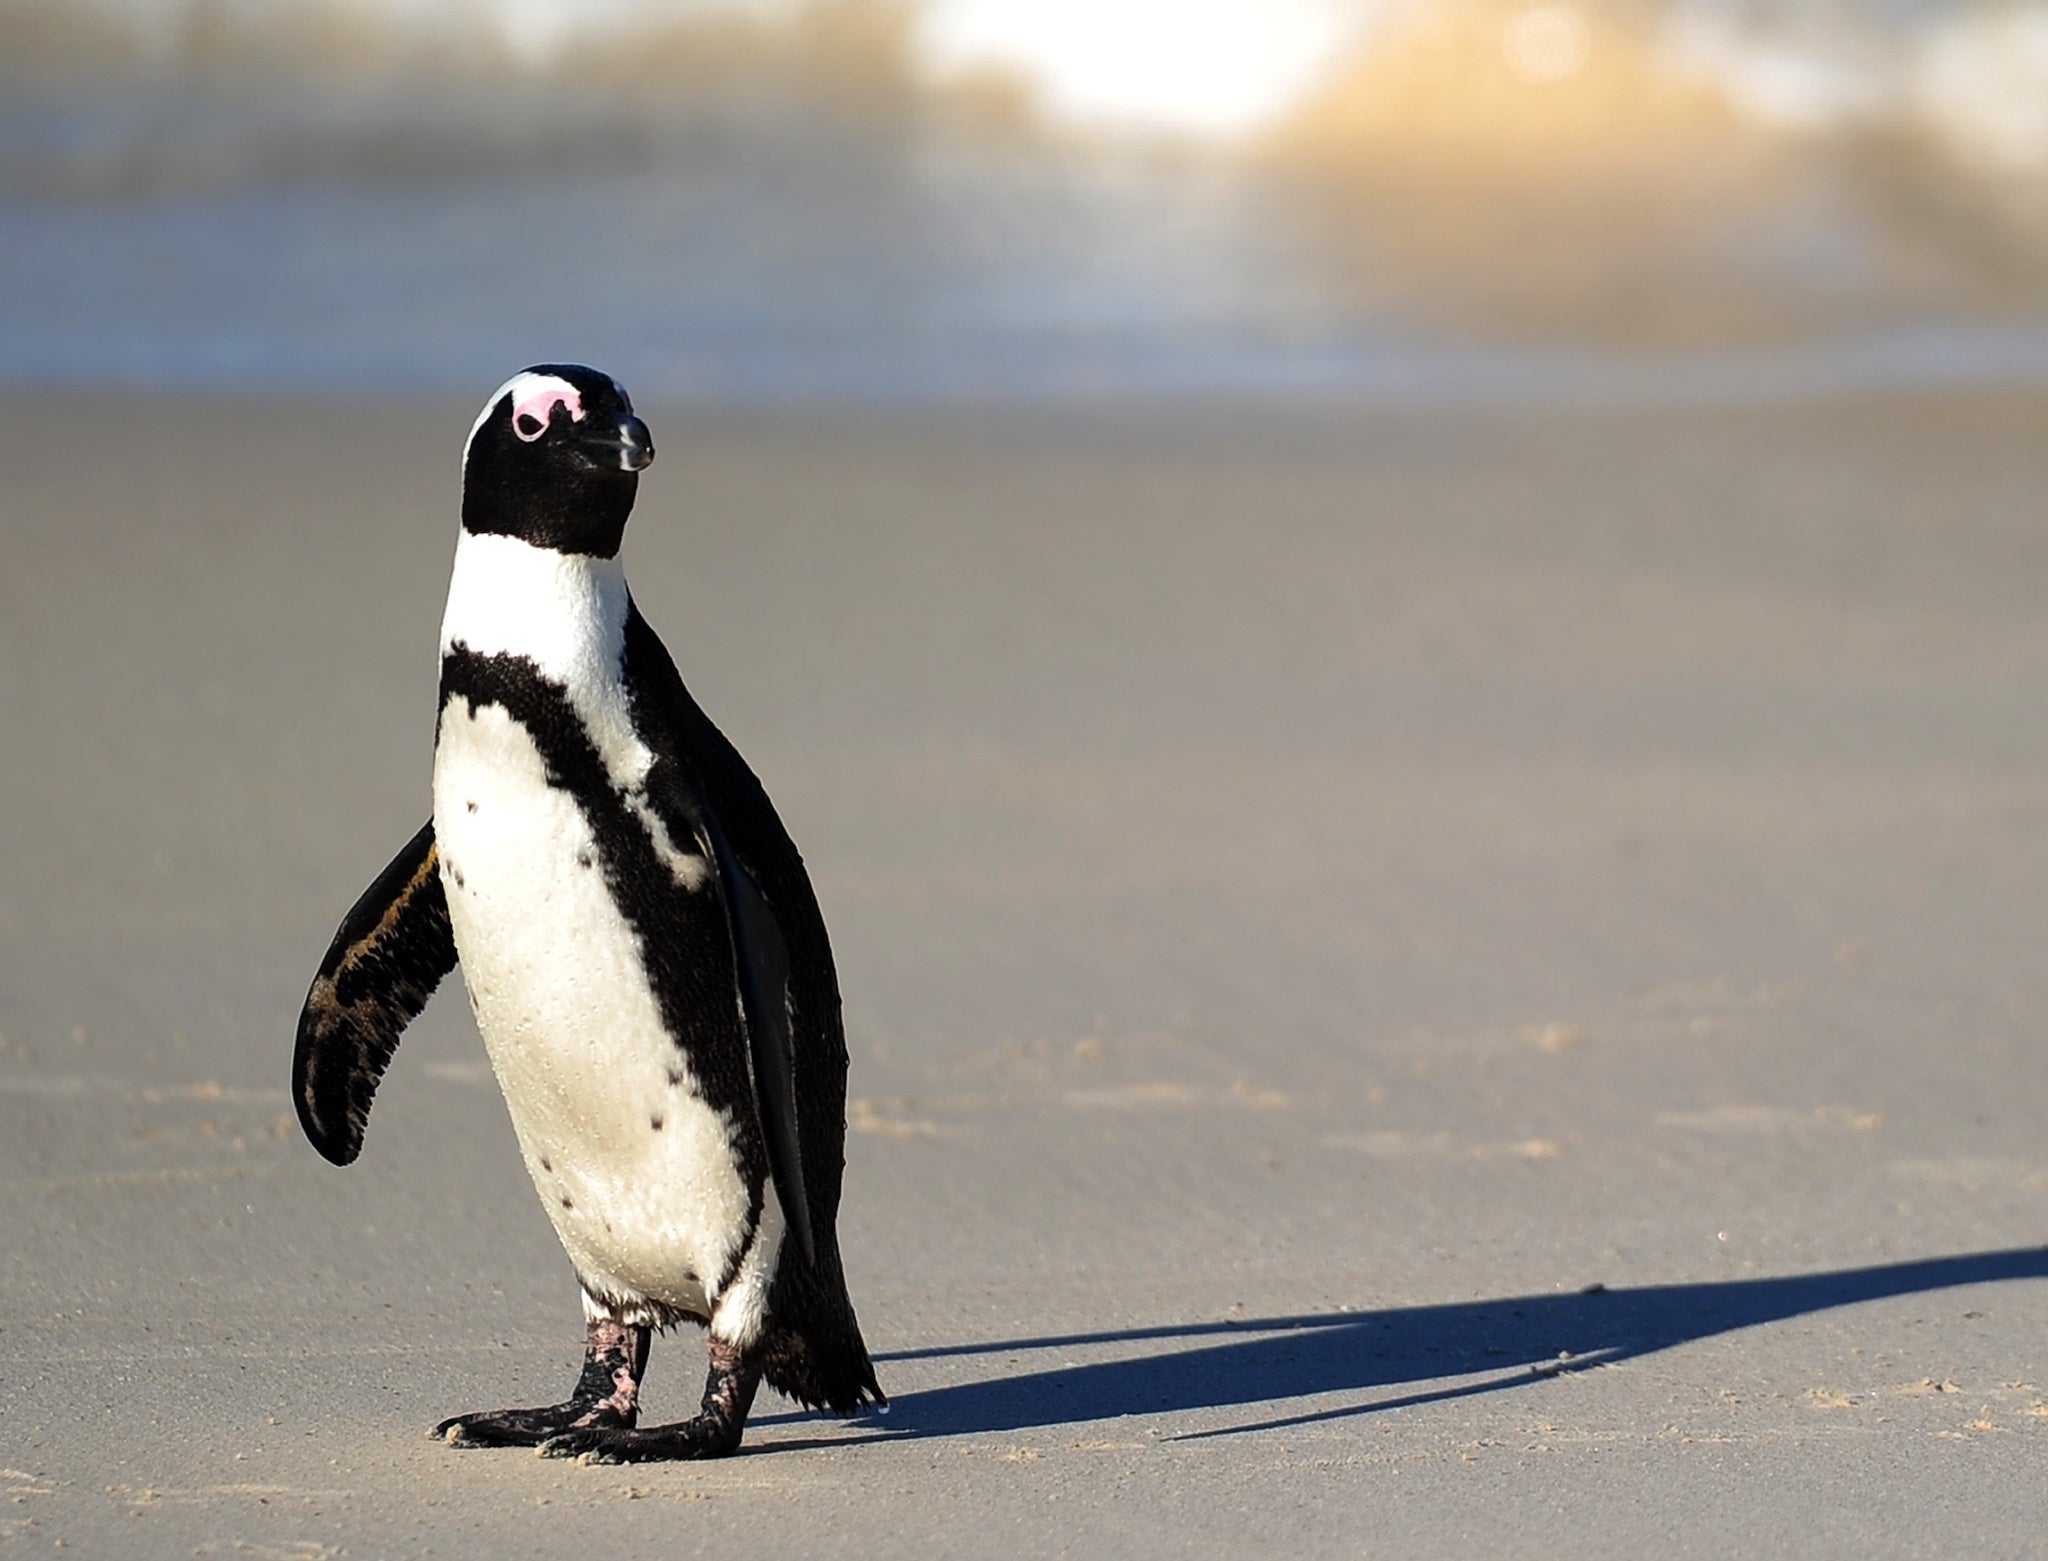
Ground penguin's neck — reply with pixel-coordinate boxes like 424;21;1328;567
440;530;630;694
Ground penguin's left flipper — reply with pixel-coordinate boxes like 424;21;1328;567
292;820;457;1166
699;812;815;1266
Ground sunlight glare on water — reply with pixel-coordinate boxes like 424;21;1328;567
1501;5;1591;85
918;0;1360;136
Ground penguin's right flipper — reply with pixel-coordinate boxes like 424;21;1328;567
699;814;815;1268
293;820;457;1166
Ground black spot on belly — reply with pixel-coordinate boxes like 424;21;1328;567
447;861;465;889
651;1114;664;1131
561;1194;574;1210
667;1066;685;1088
577;851;593;869
540;1156;552;1172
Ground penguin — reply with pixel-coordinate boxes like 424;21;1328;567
292;364;883;1463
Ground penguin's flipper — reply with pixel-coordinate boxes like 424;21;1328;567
701;815;815;1265
293;820;457;1166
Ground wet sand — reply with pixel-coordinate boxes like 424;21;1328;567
4;388;2048;1555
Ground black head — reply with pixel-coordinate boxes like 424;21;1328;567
460;364;655;557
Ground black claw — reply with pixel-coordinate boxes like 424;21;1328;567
536;1428;616;1463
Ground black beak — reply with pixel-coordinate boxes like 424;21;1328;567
576;415;655;473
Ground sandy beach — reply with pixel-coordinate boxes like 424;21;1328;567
5;387;2048;1555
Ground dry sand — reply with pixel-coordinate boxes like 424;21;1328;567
4;389;2048;1556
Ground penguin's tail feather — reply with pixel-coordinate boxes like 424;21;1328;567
760;1319;886;1416
758;1244;887;1417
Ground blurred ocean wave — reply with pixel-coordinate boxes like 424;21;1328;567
3;0;2047;401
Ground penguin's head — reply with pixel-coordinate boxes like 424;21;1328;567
460;365;655;558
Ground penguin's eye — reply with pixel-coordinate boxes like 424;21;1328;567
516;412;546;439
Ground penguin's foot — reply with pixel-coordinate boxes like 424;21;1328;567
540;1336;761;1465
534;1412;741;1464
434;1317;650;1449
435;1399;632;1448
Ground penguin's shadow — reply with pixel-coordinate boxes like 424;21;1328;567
758;1248;2048;1446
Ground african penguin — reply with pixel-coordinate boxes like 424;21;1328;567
293;364;884;1462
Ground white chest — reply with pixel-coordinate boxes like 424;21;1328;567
431;537;754;1318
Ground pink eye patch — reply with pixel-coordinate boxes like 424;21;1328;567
510;384;586;441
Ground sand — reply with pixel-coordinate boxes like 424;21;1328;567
4;388;2048;1556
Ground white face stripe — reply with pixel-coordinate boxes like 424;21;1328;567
462;370;583;470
